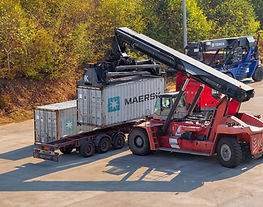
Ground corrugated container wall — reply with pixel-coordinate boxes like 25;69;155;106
34;100;94;143
77;76;165;127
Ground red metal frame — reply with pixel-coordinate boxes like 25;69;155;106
176;72;218;110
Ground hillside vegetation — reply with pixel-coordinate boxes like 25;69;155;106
0;0;262;123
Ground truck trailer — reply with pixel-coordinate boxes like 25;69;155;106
33;75;165;161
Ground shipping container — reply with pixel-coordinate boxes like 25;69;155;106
34;100;95;143
77;75;165;126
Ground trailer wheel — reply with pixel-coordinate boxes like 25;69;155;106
96;136;111;153
217;137;242;168
252;67;263;82
60;145;73;154
112;132;126;149
80;141;95;157
128;128;150;155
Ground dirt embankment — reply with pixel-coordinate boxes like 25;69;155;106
0;74;176;125
0;73;81;125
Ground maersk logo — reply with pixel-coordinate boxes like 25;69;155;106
125;92;160;105
108;96;120;112
65;118;74;132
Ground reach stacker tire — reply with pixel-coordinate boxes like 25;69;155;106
225;72;233;78
128;128;150;155
252;66;263;82
217;137;242;168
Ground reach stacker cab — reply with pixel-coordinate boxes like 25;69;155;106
153;91;188;120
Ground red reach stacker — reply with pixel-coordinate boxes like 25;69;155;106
113;27;263;168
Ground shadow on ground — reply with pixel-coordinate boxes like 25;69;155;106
0;144;262;193
0;145;35;161
243;79;253;84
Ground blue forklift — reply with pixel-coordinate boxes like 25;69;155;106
186;35;263;81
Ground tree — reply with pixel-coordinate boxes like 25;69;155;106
86;0;146;60
18;0;94;79
197;0;260;38
0;0;36;75
250;0;263;30
141;0;211;51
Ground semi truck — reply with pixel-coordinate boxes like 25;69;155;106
34;27;263;168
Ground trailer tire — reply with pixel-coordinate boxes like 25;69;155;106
112;132;126;149
217;137;242;168
80;141;95;157
128;128;150;156
252;66;263;82
60;145;73;154
96;135;111;153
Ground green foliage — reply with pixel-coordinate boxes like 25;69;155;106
0;0;262;79
197;0;260;38
142;0;211;51
250;0;263;29
87;0;146;60
186;0;212;42
0;0;36;75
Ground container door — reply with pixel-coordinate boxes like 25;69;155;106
59;107;77;138
77;87;84;124
39;110;48;143
34;110;40;142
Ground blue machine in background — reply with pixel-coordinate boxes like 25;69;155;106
186;34;263;82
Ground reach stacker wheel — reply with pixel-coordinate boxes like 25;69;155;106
252;66;263;82
128;128;150;155
217;137;242;168
225;72;233;78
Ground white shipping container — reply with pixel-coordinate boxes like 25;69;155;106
77;76;165;127
34;100;95;143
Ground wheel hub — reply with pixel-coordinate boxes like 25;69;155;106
101;140;108;150
86;145;91;152
117;137;123;145
220;144;232;161
135;136;143;148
